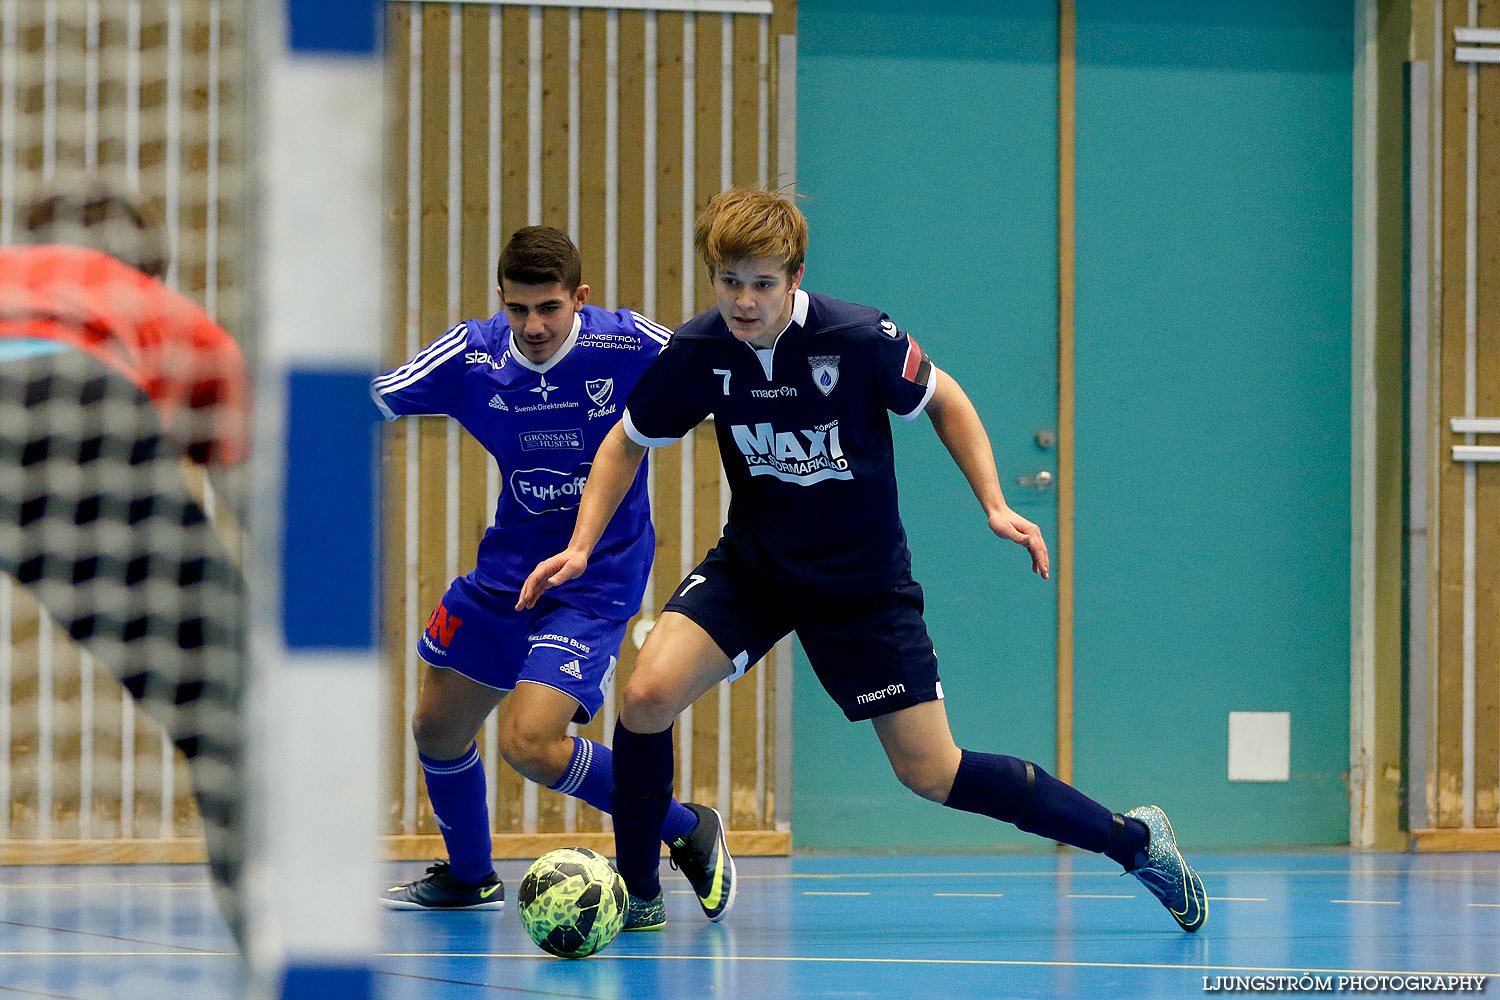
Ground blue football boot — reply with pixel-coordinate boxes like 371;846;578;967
621;889;666;931
668;803;738;922
1124;805;1207;932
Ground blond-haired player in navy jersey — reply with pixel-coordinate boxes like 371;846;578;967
521;190;1206;934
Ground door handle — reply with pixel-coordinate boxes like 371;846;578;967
1017;470;1054;491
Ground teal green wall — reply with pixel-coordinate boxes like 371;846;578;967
794;0;1353;848
1071;1;1353;846
794;0;1059;848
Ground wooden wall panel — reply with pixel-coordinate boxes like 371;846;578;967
0;0;793;861
540;7;569;232
1472;0;1500;828
1435;0;1469;828
381;0;412;841
571;8;610;835
577;9;608;301
494;2;533;835
414;2;454;840
459;9;494;584
687;12;720;809
380;2;792;849
653;11;690;796
617;12;647;315
1428;0;1500;834
729;10;764;831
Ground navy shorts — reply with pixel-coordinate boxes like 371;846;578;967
661;546;942;722
417;573;627;724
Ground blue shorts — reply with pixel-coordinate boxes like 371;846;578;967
417;574;627;724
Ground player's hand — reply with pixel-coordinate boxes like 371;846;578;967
988;506;1050;580
517;549;589;609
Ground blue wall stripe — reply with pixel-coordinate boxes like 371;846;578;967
282;369;379;650
286;0;379;55
281;962;374;1000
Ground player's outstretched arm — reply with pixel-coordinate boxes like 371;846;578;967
517;421;649;608
924;368;1050;580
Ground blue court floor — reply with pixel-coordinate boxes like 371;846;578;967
2;852;1497;998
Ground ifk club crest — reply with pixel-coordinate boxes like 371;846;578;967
586;378;614;408
809;355;840;396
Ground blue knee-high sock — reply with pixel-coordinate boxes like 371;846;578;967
611;721;676;899
419;743;494;885
943;749;1148;869
548;736;697;843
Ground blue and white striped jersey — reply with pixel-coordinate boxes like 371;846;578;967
373;305;671;618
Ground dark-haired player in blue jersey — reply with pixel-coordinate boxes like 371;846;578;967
373;227;732;919
521;190;1207;934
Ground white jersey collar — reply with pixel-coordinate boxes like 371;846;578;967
508;313;581;373
747;288;810;379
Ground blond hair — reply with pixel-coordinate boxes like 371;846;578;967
693;188;807;277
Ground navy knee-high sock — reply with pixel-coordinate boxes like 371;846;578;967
943;749;1148;869
547;736;697;843
611;721;676;899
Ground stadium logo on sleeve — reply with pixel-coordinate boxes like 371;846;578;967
809;355;841;396
467;350;504;369
520;429;585;452
511;463;592;514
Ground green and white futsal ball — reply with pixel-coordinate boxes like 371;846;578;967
518;847;628;958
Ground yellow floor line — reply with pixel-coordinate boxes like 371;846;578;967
371;953;1500;979
7;950;1495;981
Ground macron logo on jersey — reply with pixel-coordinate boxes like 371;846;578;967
730;420;853;486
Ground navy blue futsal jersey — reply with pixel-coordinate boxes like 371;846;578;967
372;306;671;617
622;289;937;594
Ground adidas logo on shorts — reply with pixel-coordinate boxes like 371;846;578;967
559;659;583;679
488;394;507;411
